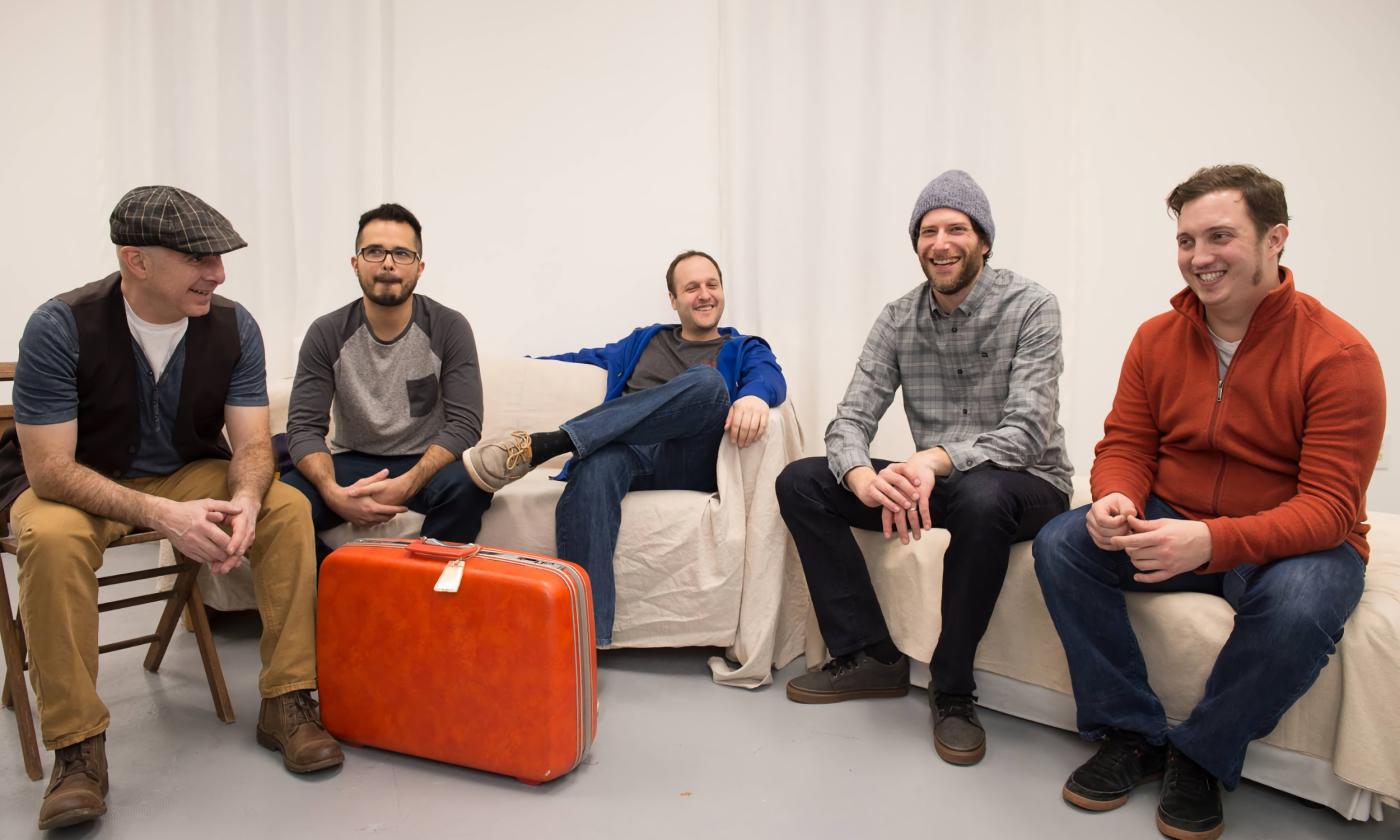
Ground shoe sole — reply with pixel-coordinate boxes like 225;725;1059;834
1061;772;1163;812
1156;810;1224;840
256;729;345;773
462;450;506;493
37;803;106;830
934;736;986;766
785;683;909;704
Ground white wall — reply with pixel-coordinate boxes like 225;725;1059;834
2;0;1396;510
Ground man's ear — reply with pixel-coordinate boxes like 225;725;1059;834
669;292;679;313
118;246;146;277
1265;224;1289;258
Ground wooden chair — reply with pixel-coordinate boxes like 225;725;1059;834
1;361;235;782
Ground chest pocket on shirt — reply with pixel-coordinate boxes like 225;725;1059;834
407;374;440;417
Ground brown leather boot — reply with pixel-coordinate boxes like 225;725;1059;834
256;690;344;773
38;732;108;830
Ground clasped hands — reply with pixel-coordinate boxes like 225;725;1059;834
1086;492;1212;583
155;493;261;575
848;453;940;545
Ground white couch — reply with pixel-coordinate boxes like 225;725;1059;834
803;477;1400;820
171;354;811;688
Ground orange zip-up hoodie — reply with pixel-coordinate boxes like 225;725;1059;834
1091;269;1386;571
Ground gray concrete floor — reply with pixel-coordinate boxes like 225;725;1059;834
2;546;1393;839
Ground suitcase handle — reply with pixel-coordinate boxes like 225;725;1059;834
407;538;482;561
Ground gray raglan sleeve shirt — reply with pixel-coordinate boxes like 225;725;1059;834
285;297;483;465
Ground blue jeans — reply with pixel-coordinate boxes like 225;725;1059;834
280;450;493;563
1033;496;1365;789
556;365;731;645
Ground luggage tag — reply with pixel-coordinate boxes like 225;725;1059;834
406;539;481;594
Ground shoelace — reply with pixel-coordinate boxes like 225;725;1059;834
935;694;978;722
502;431;532;471
822;654;860;679
1166;749;1214;795
284;691;319;729
52;739;100;785
1091;736;1146;775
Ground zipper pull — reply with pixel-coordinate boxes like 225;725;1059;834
434;558;465;593
1216;379;1224;402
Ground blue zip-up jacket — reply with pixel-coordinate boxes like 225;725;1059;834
541;323;787;478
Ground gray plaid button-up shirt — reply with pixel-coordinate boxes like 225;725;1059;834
825;267;1073;497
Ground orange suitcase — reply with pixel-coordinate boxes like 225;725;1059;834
316;538;597;783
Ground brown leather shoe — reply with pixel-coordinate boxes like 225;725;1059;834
256;690;344;773
38;732;108;830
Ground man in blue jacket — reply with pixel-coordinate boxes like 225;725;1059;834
464;250;786;645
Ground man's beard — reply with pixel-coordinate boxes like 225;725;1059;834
923;252;983;297
362;272;414;306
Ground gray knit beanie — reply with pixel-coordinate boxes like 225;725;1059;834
907;170;995;250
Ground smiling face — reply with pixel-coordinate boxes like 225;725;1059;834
353;219;424;308
118;246;226;323
915;207;988;307
1175;189;1287;334
669;254;725;341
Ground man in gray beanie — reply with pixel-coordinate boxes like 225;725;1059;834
776;170;1073;766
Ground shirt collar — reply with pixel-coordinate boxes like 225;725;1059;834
926;266;994;319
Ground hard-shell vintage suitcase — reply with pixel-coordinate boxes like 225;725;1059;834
316;538;597;783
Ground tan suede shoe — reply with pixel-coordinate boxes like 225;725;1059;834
38;732;108;830
256;690;345;773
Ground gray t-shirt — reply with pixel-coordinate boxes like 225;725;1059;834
285;295;482;462
623;327;727;394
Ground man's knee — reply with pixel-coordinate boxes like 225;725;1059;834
1032;507;1092;584
943;469;1021;525
776;457;833;512
1244;553;1364;640
13;501;108;580
570;444;637;488
260;480;313;526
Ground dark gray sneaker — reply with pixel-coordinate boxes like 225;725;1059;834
1063;730;1167;811
785;652;909;703
1157;745;1224;840
931;692;986;765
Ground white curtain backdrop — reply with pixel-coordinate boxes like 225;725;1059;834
2;0;1397;509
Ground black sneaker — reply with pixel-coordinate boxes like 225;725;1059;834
1157;745;1224;840
1062;730;1167;811
931;692;986;766
785;652;909;703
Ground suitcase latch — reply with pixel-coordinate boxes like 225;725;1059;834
434;559;466;593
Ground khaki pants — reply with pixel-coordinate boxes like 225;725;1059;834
11;459;318;749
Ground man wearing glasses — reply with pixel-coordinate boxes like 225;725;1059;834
281;203;490;560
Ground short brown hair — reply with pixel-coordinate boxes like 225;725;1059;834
665;250;722;295
1166;165;1290;238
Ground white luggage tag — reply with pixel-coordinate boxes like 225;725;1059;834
434;559;466;593
406;538;479;594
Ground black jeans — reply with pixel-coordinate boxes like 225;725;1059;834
776;457;1067;695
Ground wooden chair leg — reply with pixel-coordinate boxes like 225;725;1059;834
0;566;43;780
185;581;235;724
143;560;198;674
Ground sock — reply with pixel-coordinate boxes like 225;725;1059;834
528;429;575;466
863;637;902;664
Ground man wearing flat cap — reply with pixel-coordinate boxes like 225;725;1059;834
777;170;1072;766
0;186;340;830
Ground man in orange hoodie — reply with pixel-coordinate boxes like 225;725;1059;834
1033;165;1385;840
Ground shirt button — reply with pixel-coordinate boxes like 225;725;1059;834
951;327;958;333
957;369;963;375
962;409;968;415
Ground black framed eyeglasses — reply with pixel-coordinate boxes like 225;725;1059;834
358;245;420;265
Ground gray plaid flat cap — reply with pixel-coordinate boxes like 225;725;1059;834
109;186;247;255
